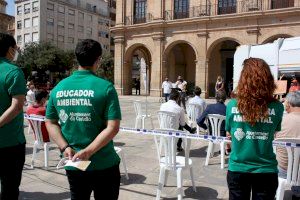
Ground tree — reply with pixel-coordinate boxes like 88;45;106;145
16;42;76;76
97;51;114;83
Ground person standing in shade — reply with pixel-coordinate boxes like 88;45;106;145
162;77;173;102
226;58;284;199
215;76;225;95
175;76;188;110
45;39;121;200
135;78;141;95
0;33;26;200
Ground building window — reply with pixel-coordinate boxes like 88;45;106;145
174;0;189;19
58;35;64;42
47;33;54;41
87;15;92;21
32;17;39;27
24;18;30;28
47;3;54;11
134;0;147;24
69;9;75;16
271;0;294;9
87;27;92;35
32;32;39;42
78;12;84;19
68;23;74;29
33;1;39;12
17;21;22;29
17;35;22;44
47;18;54;26
68;37;74;43
218;0;237;14
58;6;65;13
58;21;65;28
98;31;108;38
24;3;31;14
78;25;84;32
17;6;22;15
24;33;31;44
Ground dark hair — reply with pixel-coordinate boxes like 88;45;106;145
35;90;48;103
169;89;180;101
216;90;227;103
0;33;16;57
75;39;102;67
194;86;202;96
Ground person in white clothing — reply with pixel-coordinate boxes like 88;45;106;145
188;86;206;119
162;77;173;102
175;76;188;110
160;89;196;151
26;84;36;106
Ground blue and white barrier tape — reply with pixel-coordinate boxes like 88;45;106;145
119;127;300;148
24;114;45;121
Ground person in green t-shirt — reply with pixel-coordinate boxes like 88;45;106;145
45;39;122;200
0;33;26;200
225;58;284;200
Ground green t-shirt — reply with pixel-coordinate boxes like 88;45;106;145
0;57;26;148
225;99;284;173
46;70;121;170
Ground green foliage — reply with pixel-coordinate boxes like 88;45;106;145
96;51;114;83
16;42;76;74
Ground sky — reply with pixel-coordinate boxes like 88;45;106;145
6;0;14;16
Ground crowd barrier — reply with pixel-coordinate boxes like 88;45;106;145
23;114;300;148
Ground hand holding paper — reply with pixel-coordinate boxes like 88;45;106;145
57;158;91;171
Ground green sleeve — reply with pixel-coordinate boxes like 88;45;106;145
104;85;122;120
6;69;26;96
275;103;284;132
46;93;59;120
225;101;232;133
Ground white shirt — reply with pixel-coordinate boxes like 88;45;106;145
188;96;206;118
162;81;173;94
160;100;186;128
176;80;187;92
26;90;35;106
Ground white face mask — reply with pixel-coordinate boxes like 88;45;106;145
13;50;19;61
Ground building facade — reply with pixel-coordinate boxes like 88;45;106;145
111;0;300;97
0;0;15;35
15;0;111;51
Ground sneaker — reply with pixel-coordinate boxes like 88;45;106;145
177;147;183;152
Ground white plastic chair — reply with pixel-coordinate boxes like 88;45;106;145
155;111;196;200
275;138;300;200
24;114;50;169
114;146;129;180
133;100;154;129
205;114;227;169
187;103;203;135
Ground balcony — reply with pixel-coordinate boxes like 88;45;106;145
271;0;294;9
125;13;153;25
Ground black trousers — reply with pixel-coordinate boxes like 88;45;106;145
227;170;278;200
177;124;194;148
0;143;25;200
180;92;187;110
66;165;121;200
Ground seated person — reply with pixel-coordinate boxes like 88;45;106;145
196;90;226;136
275;91;300;198
160;89;196;151
188;86;206;119
26;90;50;142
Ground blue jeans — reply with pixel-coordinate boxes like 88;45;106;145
163;93;170;102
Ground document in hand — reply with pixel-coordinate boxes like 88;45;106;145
57;158;91;171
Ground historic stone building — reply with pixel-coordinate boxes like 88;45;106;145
111;0;300;97
0;0;15;35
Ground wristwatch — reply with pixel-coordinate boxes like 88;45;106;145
60;144;70;153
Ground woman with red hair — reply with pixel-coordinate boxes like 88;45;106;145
225;58;284;199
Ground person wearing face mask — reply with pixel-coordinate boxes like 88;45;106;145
26;90;50;142
0;33;27;200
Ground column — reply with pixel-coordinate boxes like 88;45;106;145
114;36;125;95
153;1;164;20
116;0;125;26
150;33;165;97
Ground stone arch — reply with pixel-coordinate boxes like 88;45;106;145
163;40;197;91
206;38;241;97
262;34;293;44
123;43;152;95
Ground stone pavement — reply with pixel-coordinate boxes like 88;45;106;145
19;96;292;200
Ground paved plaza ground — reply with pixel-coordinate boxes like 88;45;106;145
19;96;293;200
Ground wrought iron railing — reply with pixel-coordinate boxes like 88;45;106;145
125;13;153;25
270;0;294;9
